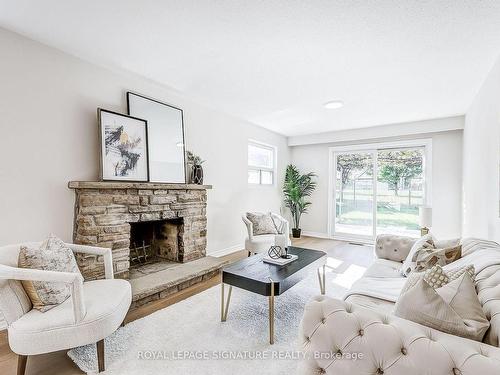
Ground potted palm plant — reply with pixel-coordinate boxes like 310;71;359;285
283;164;316;238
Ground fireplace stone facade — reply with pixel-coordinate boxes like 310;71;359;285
68;181;211;280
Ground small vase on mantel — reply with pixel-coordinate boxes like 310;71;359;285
192;165;204;185
186;150;205;185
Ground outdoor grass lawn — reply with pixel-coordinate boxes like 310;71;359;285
337;193;421;230
339;208;419;229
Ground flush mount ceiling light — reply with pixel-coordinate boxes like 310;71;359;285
323;100;344;109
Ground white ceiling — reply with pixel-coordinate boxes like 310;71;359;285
1;1;500;136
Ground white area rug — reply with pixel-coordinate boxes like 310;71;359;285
68;252;356;375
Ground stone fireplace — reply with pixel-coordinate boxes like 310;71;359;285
68;181;211;280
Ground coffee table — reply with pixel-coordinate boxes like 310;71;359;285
220;246;327;344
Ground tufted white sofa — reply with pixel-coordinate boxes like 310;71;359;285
299;236;500;374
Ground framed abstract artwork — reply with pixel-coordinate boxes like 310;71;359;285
127;92;187;183
97;108;149;181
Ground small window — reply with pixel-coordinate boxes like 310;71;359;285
248;141;275;185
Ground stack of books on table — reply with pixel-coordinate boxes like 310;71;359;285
263;254;298;266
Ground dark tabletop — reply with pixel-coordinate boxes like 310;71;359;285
222;246;326;296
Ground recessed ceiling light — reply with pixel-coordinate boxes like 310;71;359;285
323;100;344;109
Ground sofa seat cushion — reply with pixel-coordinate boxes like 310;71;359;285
8;279;131;355
245;234;285;253
344;294;395;314
363;259;403;278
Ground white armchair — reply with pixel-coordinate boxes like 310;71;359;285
242;213;291;256
0;241;132;374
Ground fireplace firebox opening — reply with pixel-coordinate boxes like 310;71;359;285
129;218;184;267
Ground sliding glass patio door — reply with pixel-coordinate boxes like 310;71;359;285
334;151;375;239
331;142;427;241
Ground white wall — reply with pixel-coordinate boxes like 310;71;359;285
290;123;463;240
0;28;290;254
462;55;500;241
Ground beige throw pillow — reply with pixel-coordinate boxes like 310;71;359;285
246;212;280;235
395;273;489;341
18;234;81;312
414;244;461;272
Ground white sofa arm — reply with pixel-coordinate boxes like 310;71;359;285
299;296;500;375
242;215;253;241
0;264;86;324
67;243;114;279
375;234;417;262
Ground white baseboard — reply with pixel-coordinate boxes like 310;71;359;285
209;243;245;257
300;231;331;239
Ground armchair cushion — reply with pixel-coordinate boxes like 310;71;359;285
8;278;131;355
245;212;279;235
18;235;81;312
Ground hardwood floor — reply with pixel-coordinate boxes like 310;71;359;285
0;237;365;375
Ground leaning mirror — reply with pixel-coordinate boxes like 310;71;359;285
127;92;186;183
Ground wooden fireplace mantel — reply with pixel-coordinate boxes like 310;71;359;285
68;181;212;190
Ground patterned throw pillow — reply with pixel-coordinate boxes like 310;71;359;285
414;244;462;272
246;212;280;235
400;235;435;276
18;234;81;312
401;264;475;294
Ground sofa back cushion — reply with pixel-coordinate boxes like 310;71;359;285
375;234;417;262
446;238;500;346
475;263;500;346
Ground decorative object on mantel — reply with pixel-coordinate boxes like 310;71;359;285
127;92;187;183
186;150;205;184
97;108;149;182
283;164;317;238
419;206;432;236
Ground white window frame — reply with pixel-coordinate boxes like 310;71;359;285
248;140;277;186
327;138;432;243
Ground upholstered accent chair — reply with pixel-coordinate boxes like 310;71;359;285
242;212;291;256
0;242;132;374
